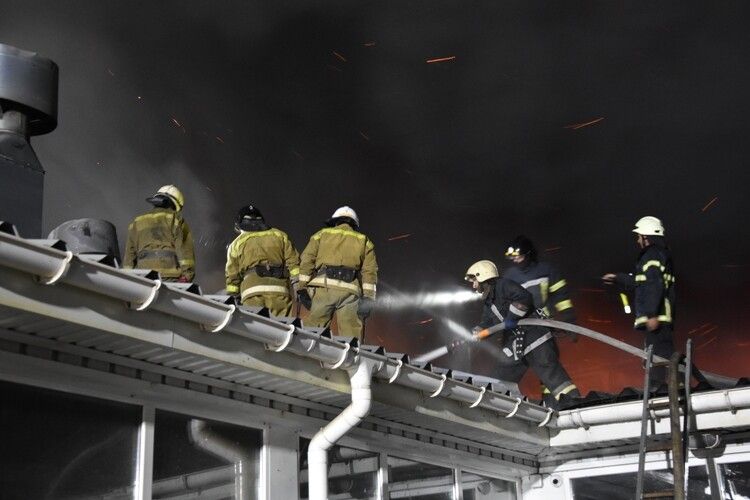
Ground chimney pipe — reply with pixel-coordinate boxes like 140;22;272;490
0;43;59;237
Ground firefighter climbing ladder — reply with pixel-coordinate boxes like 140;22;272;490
635;340;694;500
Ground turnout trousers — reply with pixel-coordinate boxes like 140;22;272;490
494;326;579;403
644;324;675;390
243;294;293;318
306;287;364;340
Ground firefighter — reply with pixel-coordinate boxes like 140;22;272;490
465;260;580;406
297;206;377;340
503;235;577;401
123;185;195;282
503;235;576;323
225;205;300;317
603;216;676;388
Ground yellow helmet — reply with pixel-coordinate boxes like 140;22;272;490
465;260;499;283
149;185;185;211
632;216;664;236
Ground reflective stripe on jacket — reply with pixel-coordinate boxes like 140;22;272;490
503;260;575;321
299;223;378;298
615;243;675;329
478;278;534;329
225;228;300;299
123;208;195;280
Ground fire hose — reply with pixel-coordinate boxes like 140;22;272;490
413;318;737;389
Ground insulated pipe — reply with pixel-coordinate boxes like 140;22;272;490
556;386;750;429
308;358;377;500
188;419;254;500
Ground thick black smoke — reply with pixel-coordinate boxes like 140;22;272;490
1;1;748;374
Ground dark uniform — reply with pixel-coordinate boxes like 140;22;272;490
503;261;575;322
478;277;579;403
613;240;675;385
123;207;195;282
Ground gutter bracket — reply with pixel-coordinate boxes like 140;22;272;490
265;324;295;352
321;342;351;370
37;250;73;285
388;359;403;383
469;387;486;408
505;398;523;419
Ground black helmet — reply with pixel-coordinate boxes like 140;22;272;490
504;235;537;263
235;205;267;232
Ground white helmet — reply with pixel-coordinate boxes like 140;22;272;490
329;206;359;227
632;216;665;236
465;260;499;283
149;184;185;211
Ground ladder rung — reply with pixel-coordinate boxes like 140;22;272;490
642;491;674;498
645;441;674;453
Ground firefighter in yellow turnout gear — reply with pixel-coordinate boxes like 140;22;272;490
123;185;195;282
297;207;378;340
225;205;300;317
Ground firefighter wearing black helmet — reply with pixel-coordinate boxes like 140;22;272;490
503;235;576;323
225;205;300;317
123;185;195;282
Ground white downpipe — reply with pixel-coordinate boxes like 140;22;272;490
189;419;254;500
556;387;750;429
308;358;376;500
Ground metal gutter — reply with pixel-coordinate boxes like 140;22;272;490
556;387;750;429
0;223;554;427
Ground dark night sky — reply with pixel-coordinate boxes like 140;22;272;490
2;1;748;394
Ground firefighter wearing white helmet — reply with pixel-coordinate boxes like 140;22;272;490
465;259;579;407
297;206;377;340
632;215;665;236
603;215;675;389
123;185;195;282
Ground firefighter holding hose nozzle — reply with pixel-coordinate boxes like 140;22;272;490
465;260;580;407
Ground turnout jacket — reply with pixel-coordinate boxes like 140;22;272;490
503;261;575;322
478;278;534;329
225;228;300;301
615;242;675;330
123;208;195;281
299;223;378;299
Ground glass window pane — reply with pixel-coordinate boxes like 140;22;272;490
571;466;710;500
461;471;517;499
722;461;750;497
153;410;262;499
0;380;140;500
299;438;379;499
388;455;454;499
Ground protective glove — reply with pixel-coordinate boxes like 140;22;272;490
297;289;312;310
469;326;483;342
357;297;375;320
503;317;518;330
